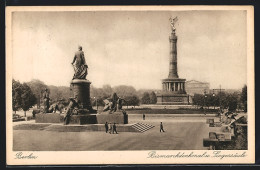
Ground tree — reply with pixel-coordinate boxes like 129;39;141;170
12;79;22;113
193;94;204;108
27;79;48;108
125;95;140;108
113;85;137;98
91;96;105;108
205;94;216;109
225;93;239;112
149;91;157;104
20;83;37;117
141;92;150;104
102;84;113;96
217;92;226;109
48;85;71;104
90;86;109;108
241;85;247;112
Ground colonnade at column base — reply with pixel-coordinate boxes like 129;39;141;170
161;78;187;93
157;77;190;105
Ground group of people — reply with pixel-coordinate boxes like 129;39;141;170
104;121;165;133
105;122;118;134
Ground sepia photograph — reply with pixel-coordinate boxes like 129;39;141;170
6;6;254;165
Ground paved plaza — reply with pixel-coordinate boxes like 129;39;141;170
13;114;219;151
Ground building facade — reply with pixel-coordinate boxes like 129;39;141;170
185;80;210;96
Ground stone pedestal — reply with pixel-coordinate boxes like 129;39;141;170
35;113;63;123
157;78;189;105
70;79;96;113
65;114;97;125
35;113;97;124
96;112;128;124
156;93;189;105
35;113;128;125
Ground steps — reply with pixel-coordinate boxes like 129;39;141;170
131;123;155;133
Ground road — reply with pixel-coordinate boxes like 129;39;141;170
13;114;214;151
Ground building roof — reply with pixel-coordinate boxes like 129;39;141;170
186;80;209;84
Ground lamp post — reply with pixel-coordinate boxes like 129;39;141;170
213;85;225;113
213;90;216;110
96;98;98;110
204;90;207;115
93;97;98;110
13;99;16;114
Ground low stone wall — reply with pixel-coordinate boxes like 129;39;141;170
68;115;97;125
35;113;128;125
35;113;63;123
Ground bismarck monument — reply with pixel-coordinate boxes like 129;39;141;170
70;45;95;113
36;46;127;125
156;17;189;105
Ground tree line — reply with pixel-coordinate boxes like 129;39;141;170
90;84;157;108
12;79;159;115
192;85;247;112
12;79;37;116
13;78;247;114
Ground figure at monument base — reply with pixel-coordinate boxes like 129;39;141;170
42;88;50;113
100;93;127;115
97;92;128;124
64;96;80;125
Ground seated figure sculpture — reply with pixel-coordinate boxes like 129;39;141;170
102;93;125;114
64;96;80;125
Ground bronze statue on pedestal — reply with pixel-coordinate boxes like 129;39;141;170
71;46;88;80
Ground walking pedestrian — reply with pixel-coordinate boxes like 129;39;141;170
105;122;108;133
160;122;165;132
143;113;145;120
108;123;112;134
113;123;118;134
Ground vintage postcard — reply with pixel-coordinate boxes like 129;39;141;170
6;6;255;165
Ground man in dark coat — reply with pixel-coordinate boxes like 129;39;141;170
113;123;118;134
160;122;165;132
105;122;108;133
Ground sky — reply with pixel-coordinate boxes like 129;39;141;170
11;10;247;90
